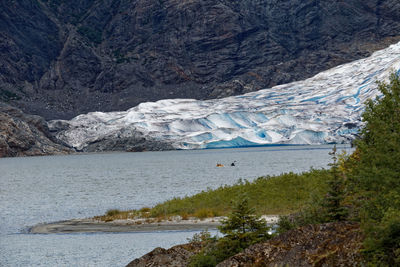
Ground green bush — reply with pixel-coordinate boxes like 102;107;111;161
105;209;121;217
194;208;217;219
363;207;400;265
189;196;271;266
189;253;218;267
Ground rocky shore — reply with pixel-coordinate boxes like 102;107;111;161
0;103;72;157
127;221;363;267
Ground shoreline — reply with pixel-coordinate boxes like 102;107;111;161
1;143;350;159
29;216;279;234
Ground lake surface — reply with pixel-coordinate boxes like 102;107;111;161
0;145;352;266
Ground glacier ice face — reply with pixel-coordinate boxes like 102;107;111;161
50;42;400;150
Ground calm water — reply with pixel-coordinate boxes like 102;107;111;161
0;145;351;266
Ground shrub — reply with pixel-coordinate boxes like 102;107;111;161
194;208;215;219
105;209;121;217
189;253;218;267
139;207;151;213
189;195;271;266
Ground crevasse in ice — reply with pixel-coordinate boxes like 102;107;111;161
51;41;400;150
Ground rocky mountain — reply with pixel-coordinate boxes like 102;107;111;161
1;0;400;120
0;103;72;157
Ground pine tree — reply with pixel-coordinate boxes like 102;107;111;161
218;195;270;248
324;145;348;221
189;195;271;267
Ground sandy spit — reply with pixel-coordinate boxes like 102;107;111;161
29;216;279;234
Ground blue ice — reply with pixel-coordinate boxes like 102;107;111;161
205;136;261;149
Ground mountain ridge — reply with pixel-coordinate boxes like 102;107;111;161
1;0;400;119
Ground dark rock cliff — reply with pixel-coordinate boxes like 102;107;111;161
0;103;72;157
1;0;400;120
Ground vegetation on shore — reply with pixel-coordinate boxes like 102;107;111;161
189;196;271;266
95;169;330;222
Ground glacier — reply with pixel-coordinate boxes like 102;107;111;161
50;42;400;151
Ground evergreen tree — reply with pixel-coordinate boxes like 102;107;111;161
323;145;348;221
189;195;271;267
218;195;270;248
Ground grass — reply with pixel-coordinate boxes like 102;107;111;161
95;169;330;222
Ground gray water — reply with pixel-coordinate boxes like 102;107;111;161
0;145;352;266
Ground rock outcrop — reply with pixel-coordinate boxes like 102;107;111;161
82;134;174;152
1;0;400;119
0;103;72;157
126;243;202;267
126;222;363;267
48;119;174;152
218;222;363;267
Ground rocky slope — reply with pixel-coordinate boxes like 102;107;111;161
1;0;400;120
217;222;363;267
126;243;203;267
126;222;363;267
0;103;72;157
